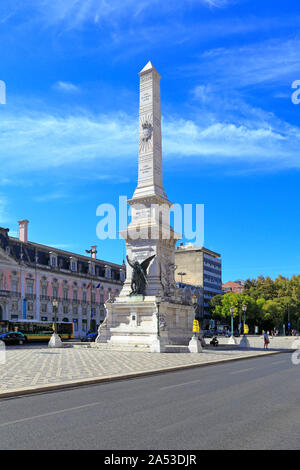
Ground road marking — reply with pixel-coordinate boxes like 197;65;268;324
230;367;254;375
270;360;286;365
160;378;214;390
0;401;103;428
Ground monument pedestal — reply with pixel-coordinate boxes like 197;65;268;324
95;296;194;351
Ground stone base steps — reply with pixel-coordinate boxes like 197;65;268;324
70;342;191;353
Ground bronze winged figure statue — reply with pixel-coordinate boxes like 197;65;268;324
126;254;155;296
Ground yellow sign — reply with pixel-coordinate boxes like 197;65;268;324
244;324;249;334
193;320;199;333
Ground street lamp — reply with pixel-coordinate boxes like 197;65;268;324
52;298;58;334
192;294;198;338
242;304;247;335
156;294;161;338
48;298;62;348
230;307;234;337
188;293;202;353
227;306;237;345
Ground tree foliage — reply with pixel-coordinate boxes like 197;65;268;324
210;275;300;332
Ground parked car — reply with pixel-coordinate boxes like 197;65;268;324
203;329;215;338
216;329;229;336
0;332;27;345
81;332;98;342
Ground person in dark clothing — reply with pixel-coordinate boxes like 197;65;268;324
210;336;219;347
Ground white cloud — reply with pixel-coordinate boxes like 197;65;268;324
53;81;80;93
0;0;237;32
189;38;300;88
0;106;299;176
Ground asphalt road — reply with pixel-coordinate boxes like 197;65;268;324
0;352;299;450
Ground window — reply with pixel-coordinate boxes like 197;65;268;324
71;261;76;271
42;285;48;297
11;314;18;320
26;280;34;296
12;301;18;311
82;291;87;302
41;303;47;313
82;319;87;332
51;257;56;267
53;286;58;299
73;290;77;301
11;280;18;293
63;288;68;300
73;319;78;332
63;305;68;314
27;302;33;311
73;306;78;315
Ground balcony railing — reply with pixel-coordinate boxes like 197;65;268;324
0;289;10;297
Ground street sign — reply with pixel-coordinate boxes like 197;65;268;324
244;324;249;334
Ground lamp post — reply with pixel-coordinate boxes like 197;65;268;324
150;294;164;353
230;307;234;336
48;298;62;348
242;304;247;335
228;306;236;345
192;293;198;338
240;303;250;348
156;294;161;338
52;298;58;334
188;293;202;353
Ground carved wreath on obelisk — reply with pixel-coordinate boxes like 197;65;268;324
139;114;153;153
127;255;155;296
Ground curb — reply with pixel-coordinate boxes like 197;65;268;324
0;349;292;400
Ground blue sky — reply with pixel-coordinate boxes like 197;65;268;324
0;0;299;282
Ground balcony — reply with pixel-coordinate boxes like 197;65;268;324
0;289;10;297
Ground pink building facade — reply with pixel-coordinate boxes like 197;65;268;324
0;221;125;338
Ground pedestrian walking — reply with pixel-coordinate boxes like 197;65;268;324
264;331;269;350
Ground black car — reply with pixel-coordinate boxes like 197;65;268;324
81;332;98;342
203;329;215;338
0;332;27;345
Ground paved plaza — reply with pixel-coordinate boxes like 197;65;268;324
0;344;287;398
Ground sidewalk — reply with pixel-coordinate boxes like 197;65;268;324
0;344;290;399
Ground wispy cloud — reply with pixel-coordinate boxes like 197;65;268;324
187;38;300;88
0;105;299;177
34;191;69;202
53;81;80;93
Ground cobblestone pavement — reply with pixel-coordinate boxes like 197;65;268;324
0;344;284;396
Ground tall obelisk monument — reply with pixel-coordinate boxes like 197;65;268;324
120;61;179;297
133;61;167;200
96;62;194;351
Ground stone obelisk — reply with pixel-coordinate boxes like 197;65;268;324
133;61;166;200
95;62;194;352
120;61;179;297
